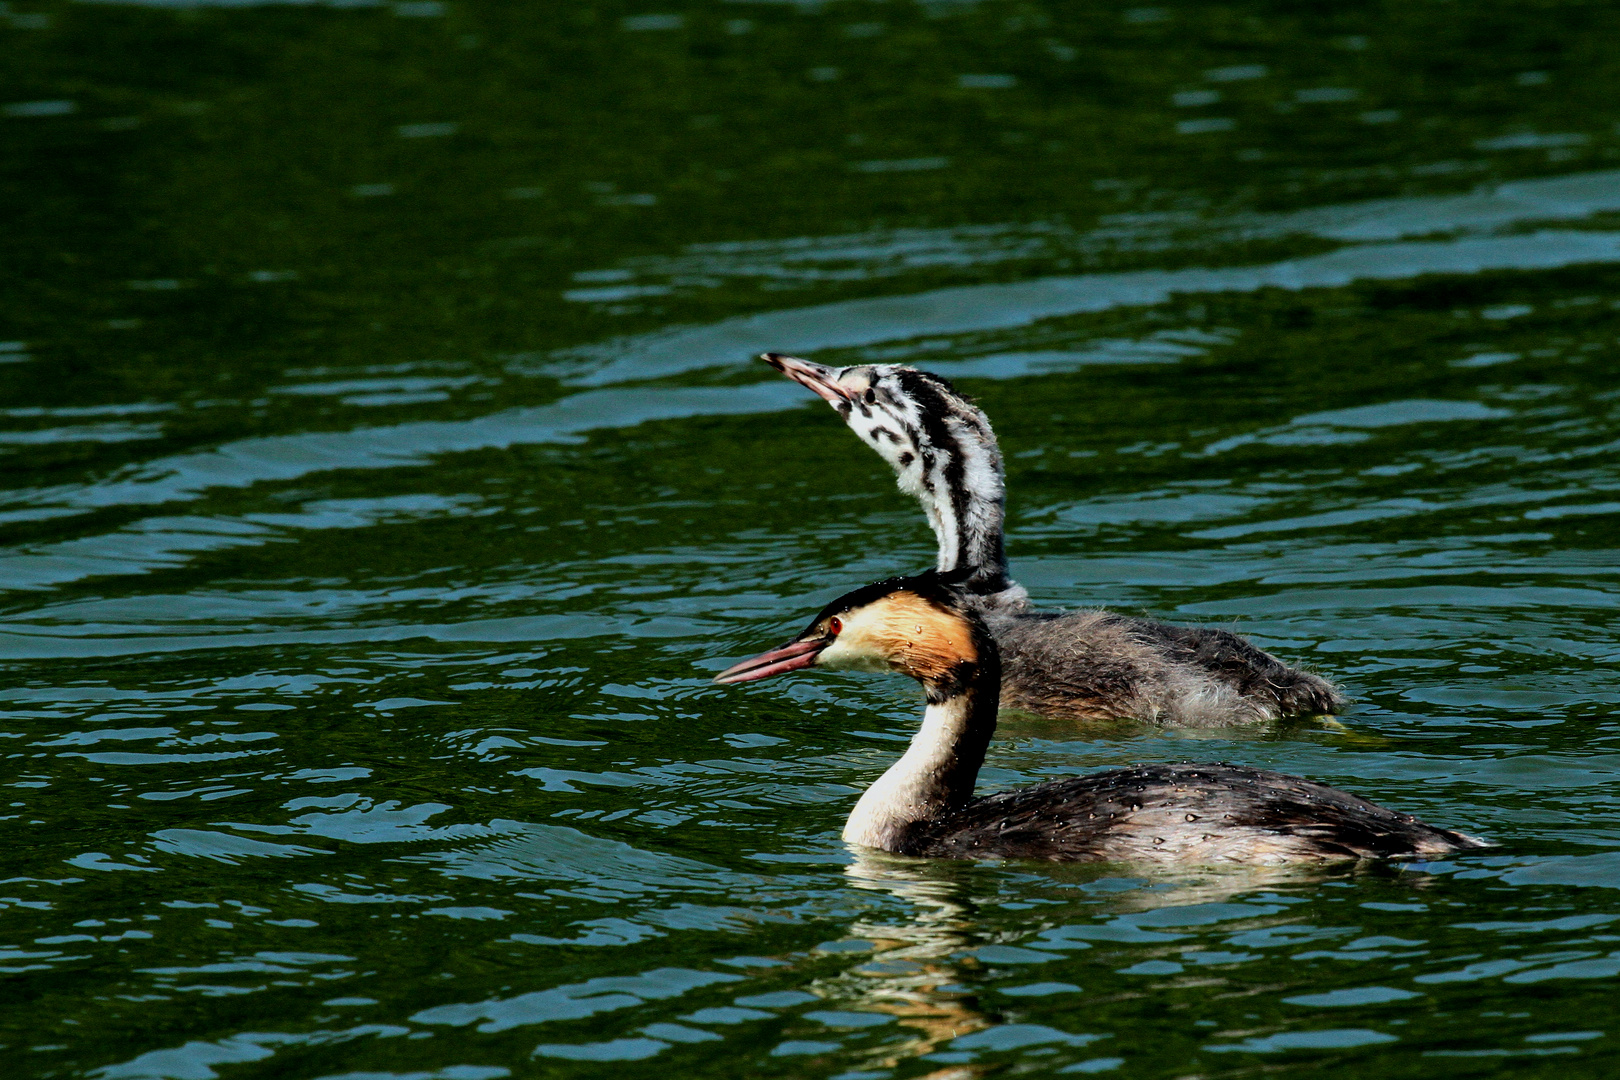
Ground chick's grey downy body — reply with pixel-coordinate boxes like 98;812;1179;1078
715;571;1483;864
764;353;1345;725
987;609;1344;725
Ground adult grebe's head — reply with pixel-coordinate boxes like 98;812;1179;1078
761;354;1011;594
720;572;1001;853
714;570;989;693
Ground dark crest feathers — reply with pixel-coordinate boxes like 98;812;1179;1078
797;568;974;640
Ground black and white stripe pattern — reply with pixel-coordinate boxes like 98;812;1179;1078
764;352;1347;724
790;359;1019;602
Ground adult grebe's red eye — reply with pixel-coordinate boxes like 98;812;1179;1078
828;616;843;635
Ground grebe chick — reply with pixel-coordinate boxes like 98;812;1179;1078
763;352;1344;726
715;571;1482;863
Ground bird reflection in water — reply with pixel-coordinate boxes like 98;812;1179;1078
834;852;997;1077
812;852;1448;1075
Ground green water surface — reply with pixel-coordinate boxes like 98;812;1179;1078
4;1;1620;1077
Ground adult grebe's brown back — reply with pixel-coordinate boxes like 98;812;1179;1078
715;570;1482;863
762;353;1344;726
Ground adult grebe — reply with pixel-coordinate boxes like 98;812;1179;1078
715;571;1480;863
763;352;1344;726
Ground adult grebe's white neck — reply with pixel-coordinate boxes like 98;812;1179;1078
842;665;999;851
711;569;1003;854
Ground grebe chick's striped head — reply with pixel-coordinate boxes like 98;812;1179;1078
713;571;992;695
761;353;1013;597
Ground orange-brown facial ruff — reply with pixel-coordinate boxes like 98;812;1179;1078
828;590;978;685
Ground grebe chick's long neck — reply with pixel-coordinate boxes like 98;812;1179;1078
762;354;1018;603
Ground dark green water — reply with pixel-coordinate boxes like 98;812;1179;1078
5;0;1620;1076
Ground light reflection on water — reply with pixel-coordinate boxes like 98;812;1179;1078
5;0;1620;1076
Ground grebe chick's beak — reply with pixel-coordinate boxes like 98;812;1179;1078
760;353;857;407
713;635;830;685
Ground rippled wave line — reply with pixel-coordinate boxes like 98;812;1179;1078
566;168;1620;302
8;227;1620;598
568;228;1620;386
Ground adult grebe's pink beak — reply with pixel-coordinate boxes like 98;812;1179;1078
714;636;829;684
761;353;853;406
